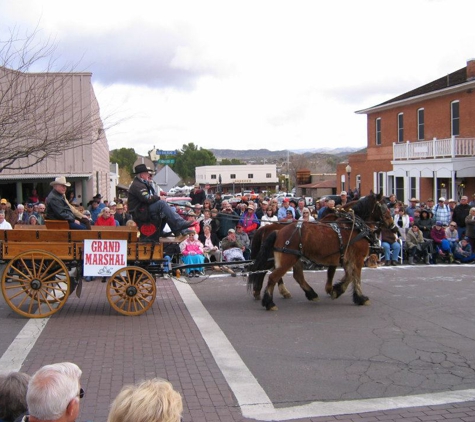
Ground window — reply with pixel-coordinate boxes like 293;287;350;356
211;174;216;180
417;108;424;140
248;173;253;179
375;118;381;145
395;177;404;201
230;174;236;179
451;101;459;136
397;113;404;143
266;173;271;178
410;177;416;200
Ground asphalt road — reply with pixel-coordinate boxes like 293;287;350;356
1;263;475;421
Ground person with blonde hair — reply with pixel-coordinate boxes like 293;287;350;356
107;378;183;422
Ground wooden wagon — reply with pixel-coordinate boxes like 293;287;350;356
0;221;170;318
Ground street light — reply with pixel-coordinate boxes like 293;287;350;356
345;164;352;192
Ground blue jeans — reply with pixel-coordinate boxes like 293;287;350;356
69;221;87;230
382;241;401;262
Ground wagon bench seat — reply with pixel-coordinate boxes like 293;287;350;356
0;224;163;261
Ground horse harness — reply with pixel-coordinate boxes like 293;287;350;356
273;213;376;266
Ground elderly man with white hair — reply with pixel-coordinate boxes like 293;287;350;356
19;362;83;422
12;204;28;226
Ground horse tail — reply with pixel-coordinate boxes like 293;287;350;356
247;230;278;294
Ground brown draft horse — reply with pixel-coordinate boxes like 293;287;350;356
248;194;389;301
251;193;394;310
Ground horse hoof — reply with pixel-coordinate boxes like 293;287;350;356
268;306;278;311
282;293;292;299
253;294;261;301
312;297;320;302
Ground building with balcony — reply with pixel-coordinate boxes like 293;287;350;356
338;59;475;203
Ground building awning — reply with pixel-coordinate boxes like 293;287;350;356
0;173;92;181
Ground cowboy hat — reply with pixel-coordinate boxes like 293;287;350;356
134;164;149;174
50;176;71;187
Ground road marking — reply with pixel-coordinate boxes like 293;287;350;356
174;278;475;421
0;318;49;373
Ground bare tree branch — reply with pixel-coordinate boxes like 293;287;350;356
0;27;112;173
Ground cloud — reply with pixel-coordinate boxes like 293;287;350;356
55;22;231;90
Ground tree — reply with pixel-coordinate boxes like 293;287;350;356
221;158;244;165
173;143;217;183
110;148;137;176
0;27;111;173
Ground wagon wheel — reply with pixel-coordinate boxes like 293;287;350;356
1;250;71;318
106;266;156;316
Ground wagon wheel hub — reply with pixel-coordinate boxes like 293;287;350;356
126;286;138;297
30;279;42;290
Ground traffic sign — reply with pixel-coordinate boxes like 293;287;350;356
156;150;177;155
157;159;175;164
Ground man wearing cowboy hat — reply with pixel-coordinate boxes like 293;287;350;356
128;164;193;236
46;176;88;229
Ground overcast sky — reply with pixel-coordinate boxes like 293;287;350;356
1;0;474;156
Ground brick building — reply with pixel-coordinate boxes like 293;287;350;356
339;59;475;203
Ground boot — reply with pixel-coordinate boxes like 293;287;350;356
391;260;398;266
385;260;390;266
425;254;430;265
408;256;414;265
449;253;454;264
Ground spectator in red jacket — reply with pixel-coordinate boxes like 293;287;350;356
95;207;116;227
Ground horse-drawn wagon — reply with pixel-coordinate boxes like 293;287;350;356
0;221;169;318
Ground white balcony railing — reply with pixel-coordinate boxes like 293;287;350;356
393;137;475;160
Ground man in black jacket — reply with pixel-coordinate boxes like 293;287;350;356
452;196;470;239
46;176;88;229
128;164;192;236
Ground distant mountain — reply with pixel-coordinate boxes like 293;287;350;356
290;147;362;154
209;147;360;161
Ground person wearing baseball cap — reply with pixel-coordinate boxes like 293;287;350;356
238;203;259;238
430;219;454;263
337;191;349;206
277;197;295;221
0;198;14;225
432;197;451;226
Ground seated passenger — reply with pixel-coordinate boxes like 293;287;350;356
127;164;192;237
45;177;88;230
180;229;205;277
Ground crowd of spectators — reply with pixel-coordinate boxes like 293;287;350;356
3;182;475;266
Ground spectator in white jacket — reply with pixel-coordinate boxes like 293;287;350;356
393;207;410;241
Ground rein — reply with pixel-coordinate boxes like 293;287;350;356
273;212;376;266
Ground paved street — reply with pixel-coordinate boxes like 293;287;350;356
1;264;475;422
